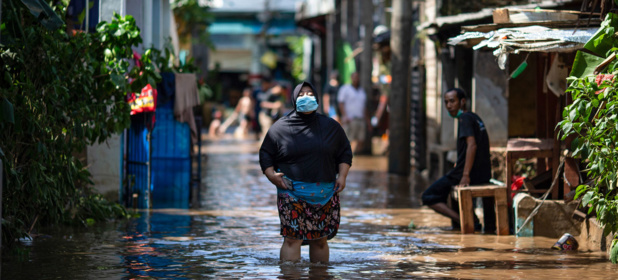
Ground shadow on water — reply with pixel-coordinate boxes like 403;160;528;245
2;138;617;279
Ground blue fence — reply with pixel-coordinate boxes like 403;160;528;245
150;104;191;208
126;115;151;209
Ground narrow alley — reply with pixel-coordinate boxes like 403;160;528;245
2;137;615;279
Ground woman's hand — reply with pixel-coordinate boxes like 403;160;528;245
335;163;351;193
334;176;346;193
264;167;292;190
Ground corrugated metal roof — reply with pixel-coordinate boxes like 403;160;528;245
448;25;597;53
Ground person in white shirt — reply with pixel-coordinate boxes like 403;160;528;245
337;72;368;154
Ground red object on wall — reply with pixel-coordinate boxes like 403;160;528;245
128;84;157;115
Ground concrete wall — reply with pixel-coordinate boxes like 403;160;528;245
87;134;122;200
472;50;508;147
423;0;447;180
100;0;125;22
515;193;612;256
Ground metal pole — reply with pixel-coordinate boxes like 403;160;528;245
1;158;4;274
84;0;89;33
388;0;412;175
0;0;3;43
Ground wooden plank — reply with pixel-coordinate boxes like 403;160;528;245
458;188;475;234
472;189;501;197
506;138;554;151
494;188;510;235
493;8;510;24
537;53;548;173
550;105;561;199
564;157;579;194
461;19;603;33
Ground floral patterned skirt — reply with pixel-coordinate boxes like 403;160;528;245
277;192;340;243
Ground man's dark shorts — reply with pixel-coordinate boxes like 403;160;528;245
421;175;459;206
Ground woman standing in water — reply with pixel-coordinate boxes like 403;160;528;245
259;81;352;263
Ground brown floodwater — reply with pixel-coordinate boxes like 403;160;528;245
3;136;616;279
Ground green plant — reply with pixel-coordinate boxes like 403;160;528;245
286;36;307;83
171;0;214;48
0;0;156;247
558;12;618;263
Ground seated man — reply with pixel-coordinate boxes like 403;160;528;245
421;88;495;232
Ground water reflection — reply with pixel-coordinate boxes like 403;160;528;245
2;138;617;279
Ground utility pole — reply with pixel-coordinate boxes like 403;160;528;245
389;0;412;175
1;0;3;43
360;0;374;154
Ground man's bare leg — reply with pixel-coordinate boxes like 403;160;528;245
428;202;460;222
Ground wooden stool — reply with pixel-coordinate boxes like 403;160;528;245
454;184;509;235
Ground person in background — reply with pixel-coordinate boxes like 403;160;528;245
208;109;223;138
218;88;254;138
372;43;391;137
259;81;352;263
253;76;274;140
421;88;495;233
322;71;340;122
258;84;284;142
337;72;368;154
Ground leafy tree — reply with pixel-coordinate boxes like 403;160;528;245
0;0;158;247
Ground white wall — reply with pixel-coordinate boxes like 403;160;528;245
87;135;122;199
90;0;173;200
472;50;508;146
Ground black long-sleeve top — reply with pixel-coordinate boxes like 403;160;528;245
259;81;352;182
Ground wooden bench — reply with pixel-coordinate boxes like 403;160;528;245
505;138;557;202
452;184;509;235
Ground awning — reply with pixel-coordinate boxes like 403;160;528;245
447;25;597;70
449;25;597;52
209;20;261;34
208;19;297;35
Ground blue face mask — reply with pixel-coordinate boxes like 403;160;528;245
296;95;318;112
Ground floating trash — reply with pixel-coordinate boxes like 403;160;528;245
552;233;579;251
408;220;416;229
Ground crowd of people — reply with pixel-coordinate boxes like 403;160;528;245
208;72;372;151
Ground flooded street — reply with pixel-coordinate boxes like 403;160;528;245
3;137;617;279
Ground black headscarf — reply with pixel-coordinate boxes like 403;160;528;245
290;81;320;113
259;81;352;183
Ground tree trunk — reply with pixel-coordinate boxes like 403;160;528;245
360;0;374;155
389;0;412;175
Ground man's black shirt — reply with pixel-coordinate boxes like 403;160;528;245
447;111;491;184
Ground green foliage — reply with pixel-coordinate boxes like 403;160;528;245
561;70;618;236
584;13;618;57
171;0;214;48
611;239;618;264
560;13;618;241
0;0;159;247
570;51;607;79
286;36;307;83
